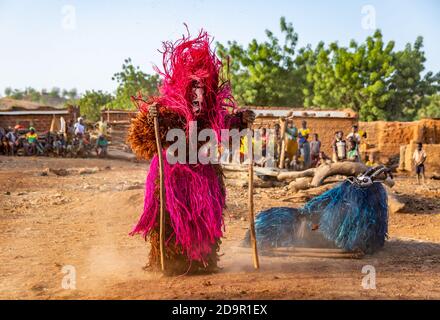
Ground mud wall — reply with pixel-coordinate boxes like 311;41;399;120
359;119;440;159
400;141;440;174
255;117;357;156
101;110;137;123
0;114;62;132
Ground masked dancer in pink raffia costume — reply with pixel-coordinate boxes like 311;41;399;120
127;30;255;274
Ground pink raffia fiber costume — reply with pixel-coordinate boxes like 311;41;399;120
127;30;251;274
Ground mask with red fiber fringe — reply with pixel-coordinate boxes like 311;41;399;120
132;27;236;140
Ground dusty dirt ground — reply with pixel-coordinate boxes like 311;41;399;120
0;156;439;300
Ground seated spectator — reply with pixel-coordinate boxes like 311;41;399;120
5;127;18;156
44;133;55;155
315;151;331;167
15;135;28;156
347;140;360;162
1;135;10;155
296;154;306;171
53;134;67;157
359;131;368;161
74;117;85;137
95;134;109;158
84;133;93;157
0;127;5;142
67;135;82;158
25;127;38;156
287;153;300;171
365;153;377;167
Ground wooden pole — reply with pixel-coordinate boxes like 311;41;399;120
153;116;166;272
278;118;288;169
248;125;260;269
269;247;364;259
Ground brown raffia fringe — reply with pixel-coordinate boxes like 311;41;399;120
127;105;184;160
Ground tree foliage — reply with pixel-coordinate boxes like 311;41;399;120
388;37;440;120
217;17;304;106
4;18;439;122
417;94;440;119
109;58;160;109
303;31;397;121
77;90;114;121
3;86;79;105
218;18;440;121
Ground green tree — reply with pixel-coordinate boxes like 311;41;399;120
388;37;440;120
25;87;41;102
78;90;114;121
303;30;396;121
417;94;440;119
49;87;61;98
109;58;160;109
302;31;439;121
295;42;324;107
67;88;78;101
10;89;24;100
217;17;304;107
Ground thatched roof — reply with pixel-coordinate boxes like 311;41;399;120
0;98;67;112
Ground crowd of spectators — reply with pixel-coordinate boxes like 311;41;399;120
234;121;373;170
0;117;109;158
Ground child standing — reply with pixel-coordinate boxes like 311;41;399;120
310;133;321;167
413;142;427;185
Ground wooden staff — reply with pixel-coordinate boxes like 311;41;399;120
278;117;288;169
278;112;294;169
153;114;166;272
248;124;260;269
269;247;364;259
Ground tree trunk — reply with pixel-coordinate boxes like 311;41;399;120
288;177;313;192
277;168;316;181
311;162;368;187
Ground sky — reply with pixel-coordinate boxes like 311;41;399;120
0;0;439;96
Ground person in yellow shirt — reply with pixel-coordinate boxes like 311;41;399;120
240;135;255;164
365;154;373;167
25;127;38;155
298;120;311;168
358;130;368;162
298;120;310;146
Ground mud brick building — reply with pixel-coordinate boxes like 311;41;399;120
359;118;440;174
101;108;137;123
0;98;79;132
100;107;358;155
100;108;138;150
252;106;358;156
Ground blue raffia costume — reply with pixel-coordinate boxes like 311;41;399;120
244;166;391;254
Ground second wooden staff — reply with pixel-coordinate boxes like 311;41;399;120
248;126;260;269
153;115;166;272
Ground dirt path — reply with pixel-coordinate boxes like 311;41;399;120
0;156;439;299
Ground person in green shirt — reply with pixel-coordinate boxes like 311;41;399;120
347;139;360;162
285;121;298;165
95;134;109;158
25;127;38;155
